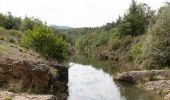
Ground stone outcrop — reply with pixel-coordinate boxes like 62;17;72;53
0;58;50;91
115;70;170;84
0;57;68;95
115;70;170;100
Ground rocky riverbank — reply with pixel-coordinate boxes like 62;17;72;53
115;70;170;100
0;41;68;100
0;90;56;100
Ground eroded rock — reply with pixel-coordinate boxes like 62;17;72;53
0;57;68;95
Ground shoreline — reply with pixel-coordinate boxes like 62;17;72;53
114;70;170;100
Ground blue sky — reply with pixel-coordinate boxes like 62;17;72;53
0;0;167;27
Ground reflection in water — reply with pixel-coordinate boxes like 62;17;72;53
118;82;163;100
67;63;163;100
68;63;125;100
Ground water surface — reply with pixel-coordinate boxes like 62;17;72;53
67;62;163;100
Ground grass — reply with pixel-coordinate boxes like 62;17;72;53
4;96;12;100
0;27;23;44
16;45;27;53
0;45;10;53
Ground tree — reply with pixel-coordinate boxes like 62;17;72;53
13;17;22;30
118;0;154;36
20;17;43;31
2;12;21;30
116;16;122;25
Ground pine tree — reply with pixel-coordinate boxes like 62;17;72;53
118;0;153;36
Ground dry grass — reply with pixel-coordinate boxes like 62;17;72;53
0;27;23;44
0;44;10;54
0;42;46;63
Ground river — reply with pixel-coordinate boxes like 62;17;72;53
67;55;163;100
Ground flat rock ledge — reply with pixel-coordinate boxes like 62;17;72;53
0;90;56;100
115;70;170;100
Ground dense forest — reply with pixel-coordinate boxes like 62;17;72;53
61;0;170;70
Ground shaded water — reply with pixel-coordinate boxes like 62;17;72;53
67;55;163;100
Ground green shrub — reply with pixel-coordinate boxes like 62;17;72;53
142;4;170;68
96;31;110;46
75;33;96;55
130;41;142;61
21;25;68;62
108;35;120;51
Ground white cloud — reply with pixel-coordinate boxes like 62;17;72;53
0;0;167;27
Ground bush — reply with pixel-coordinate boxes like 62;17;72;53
96;31;110;46
130;41;142;61
21;25;68;62
108;35;120;51
75;33;96;55
142;4;170;68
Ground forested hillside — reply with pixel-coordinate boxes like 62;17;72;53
63;0;170;70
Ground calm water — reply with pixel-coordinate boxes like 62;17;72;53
67;55;163;100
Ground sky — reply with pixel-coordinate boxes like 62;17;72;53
0;0;167;27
